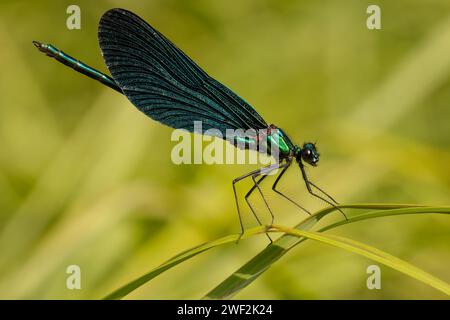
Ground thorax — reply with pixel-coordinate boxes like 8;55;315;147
230;125;294;158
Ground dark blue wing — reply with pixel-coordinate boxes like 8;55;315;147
98;8;268;136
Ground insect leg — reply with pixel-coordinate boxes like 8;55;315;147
244;175;273;244
272;162;312;215
233;162;281;243
308;181;339;205
298;162;348;220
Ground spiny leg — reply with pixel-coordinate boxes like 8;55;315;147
308;181;339;205
244;174;273;244
251;174;275;224
272;161;312;215
298;162;348;220
232;163;280;243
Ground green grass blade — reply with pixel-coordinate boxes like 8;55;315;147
320;206;450;232
270;224;450;296
105;203;390;299
103;225;268;300
104;204;448;300
204;205;449;299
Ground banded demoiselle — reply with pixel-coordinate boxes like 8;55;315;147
33;8;346;243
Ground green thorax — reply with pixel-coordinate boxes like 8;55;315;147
266;127;293;156
231;126;294;157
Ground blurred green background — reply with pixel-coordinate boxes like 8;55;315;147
0;0;449;299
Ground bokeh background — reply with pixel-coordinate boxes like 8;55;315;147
0;0;449;299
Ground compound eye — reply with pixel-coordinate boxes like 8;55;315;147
302;149;312;160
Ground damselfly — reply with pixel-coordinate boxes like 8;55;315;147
34;8;346;243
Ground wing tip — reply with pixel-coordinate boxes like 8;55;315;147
100;8;140;24
98;8;146;40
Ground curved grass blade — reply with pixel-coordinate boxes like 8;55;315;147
105;204;425;299
268;224;450;296
204;205;449;299
320;206;450;232
103;225;268;300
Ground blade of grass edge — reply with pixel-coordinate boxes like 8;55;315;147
269;224;450;296
104;204;439;299
103;225;268;300
204;205;449;299
104;204;398;299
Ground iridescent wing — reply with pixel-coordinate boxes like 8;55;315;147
98;8;268;137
